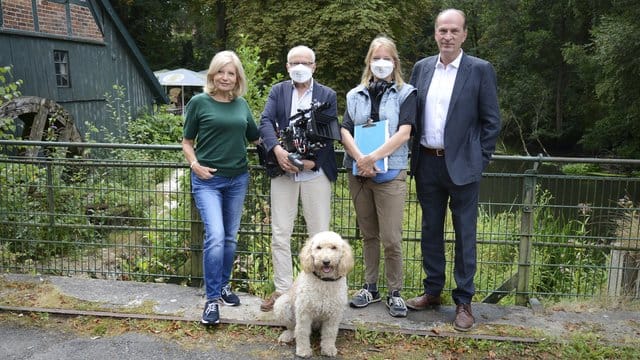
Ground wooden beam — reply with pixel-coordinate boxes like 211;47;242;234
482;273;519;304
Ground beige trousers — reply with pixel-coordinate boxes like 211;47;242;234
270;173;331;292
348;171;407;292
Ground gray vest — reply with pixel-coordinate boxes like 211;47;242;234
344;82;415;170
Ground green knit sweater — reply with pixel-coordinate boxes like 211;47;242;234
183;93;259;177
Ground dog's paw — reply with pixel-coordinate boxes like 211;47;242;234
295;346;313;358
277;330;294;344
321;345;338;357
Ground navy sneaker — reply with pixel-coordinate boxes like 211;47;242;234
349;283;381;308
201;300;220;325
219;284;240;306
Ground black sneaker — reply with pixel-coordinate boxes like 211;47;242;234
349;284;381;308
386;290;407;317
201;300;220;325
219;284;240;306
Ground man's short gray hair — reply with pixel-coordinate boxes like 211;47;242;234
287;45;316;63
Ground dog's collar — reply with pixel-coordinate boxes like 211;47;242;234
312;271;342;282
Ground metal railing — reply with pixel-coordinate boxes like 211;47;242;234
1;140;639;305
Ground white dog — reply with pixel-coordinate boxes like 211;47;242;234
273;231;354;358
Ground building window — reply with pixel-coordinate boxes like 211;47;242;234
54;50;70;88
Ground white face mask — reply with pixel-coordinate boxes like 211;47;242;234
370;59;394;80
289;64;313;83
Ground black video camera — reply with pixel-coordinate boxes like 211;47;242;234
258;101;341;177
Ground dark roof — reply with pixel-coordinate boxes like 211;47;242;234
97;0;169;104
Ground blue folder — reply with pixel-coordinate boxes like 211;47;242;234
353;120;389;175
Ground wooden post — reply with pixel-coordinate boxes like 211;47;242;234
26;98;51;157
190;193;204;287
516;163;539;306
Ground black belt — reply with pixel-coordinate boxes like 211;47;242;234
421;146;445;156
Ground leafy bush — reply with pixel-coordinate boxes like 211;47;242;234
128;105;184;145
0;65;23;140
561;163;600;175
0;161;103;259
528;187;607;300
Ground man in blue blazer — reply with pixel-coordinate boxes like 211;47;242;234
258;45;338;312
406;9;501;331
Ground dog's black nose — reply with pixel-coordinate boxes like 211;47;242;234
323;260;331;266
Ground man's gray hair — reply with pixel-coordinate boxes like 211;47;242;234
287;45;316;63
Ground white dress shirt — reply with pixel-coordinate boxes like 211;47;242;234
421;50;463;149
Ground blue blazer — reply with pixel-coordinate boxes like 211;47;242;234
409;53;501;185
259;80;339;182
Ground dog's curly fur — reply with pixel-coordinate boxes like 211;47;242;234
273;231;354;358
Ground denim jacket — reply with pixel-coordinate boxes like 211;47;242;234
343;82;415;170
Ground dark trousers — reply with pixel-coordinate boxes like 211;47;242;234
415;154;479;304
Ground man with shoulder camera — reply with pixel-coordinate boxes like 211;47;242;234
258;45;338;312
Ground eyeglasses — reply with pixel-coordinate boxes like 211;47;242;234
288;61;314;66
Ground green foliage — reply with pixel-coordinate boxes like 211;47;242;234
235;34;284;122
475;208;520;302
0;161;103;260
111;0;189;70
0;83;179;266
561;163;600;175
0;65;23;104
479;1;604;154
128;105;183;145
224;0;435;110
111;0;640;157
0;66;23;141
529;187;607;300
1;69;101;259
84;84;131;148
562;332;636;359
85;85;183;162
570;6;640;158
126;104;185;165
104;84;132;141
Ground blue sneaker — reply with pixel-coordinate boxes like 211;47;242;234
201;300;220;325
219;284;240;306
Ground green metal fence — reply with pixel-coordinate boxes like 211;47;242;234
1;140;639;305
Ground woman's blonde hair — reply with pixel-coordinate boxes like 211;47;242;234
359;36;405;87
203;50;247;98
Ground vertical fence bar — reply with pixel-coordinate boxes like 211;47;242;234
516;162;539;305
45;161;55;229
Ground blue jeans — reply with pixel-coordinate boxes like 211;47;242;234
191;171;249;300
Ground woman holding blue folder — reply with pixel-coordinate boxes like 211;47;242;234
340;35;417;318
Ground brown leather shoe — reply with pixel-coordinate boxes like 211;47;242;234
405;293;442;310
260;291;281;312
453;303;475;331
